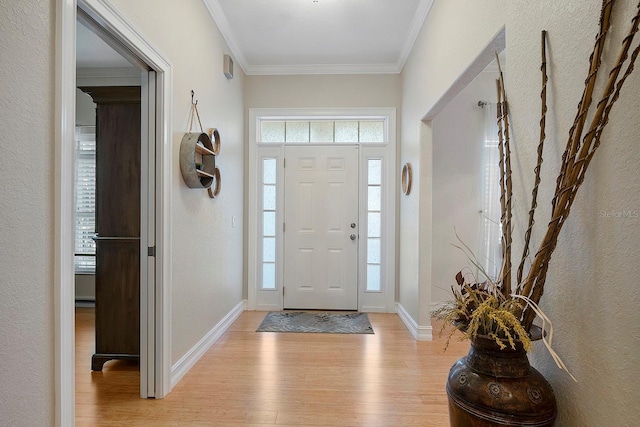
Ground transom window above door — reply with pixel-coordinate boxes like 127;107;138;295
259;119;386;143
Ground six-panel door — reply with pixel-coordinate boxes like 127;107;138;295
283;145;359;310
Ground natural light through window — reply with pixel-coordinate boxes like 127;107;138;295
481;103;502;280
74;126;96;273
262;158;277;289
251;108;396;311
367;159;382;292
259;119;385;144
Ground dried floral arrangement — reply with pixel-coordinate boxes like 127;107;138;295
434;0;640;374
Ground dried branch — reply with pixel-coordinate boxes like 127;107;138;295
495;79;508;296
517;31;549;290
553;0;615;212
579;37;640;180
559;14;640;235
444;0;639;339
521;0;640;329
495;54;513;298
521;0;614;303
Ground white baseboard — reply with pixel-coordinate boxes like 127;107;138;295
170;300;245;388
396;302;433;341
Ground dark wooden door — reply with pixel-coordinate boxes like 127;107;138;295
80;86;141;371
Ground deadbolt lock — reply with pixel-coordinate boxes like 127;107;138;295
350;223;356;228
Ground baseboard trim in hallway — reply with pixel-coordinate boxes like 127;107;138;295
170;300;246;388
396;302;433;341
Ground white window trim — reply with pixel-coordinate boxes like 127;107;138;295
248;108;396;313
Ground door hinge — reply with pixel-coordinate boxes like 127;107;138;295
283;222;285;232
148;246;156;257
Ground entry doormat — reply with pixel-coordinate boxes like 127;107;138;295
256;311;374;334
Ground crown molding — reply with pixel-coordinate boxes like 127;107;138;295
245;63;401;76
201;0;249;74
202;0;433;76
397;0;435;72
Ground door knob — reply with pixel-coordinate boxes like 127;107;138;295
350;223;356;229
350;234;357;241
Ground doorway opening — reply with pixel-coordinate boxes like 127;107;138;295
56;0;172;424
414;28;506;339
75;10;143;378
247;109;397;313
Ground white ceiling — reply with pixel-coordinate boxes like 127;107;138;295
76;1;434;75
76;19;133;69
204;0;434;75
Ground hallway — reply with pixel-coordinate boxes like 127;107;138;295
75;308;468;426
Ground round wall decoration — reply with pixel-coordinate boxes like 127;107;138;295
180;90;223;199
208;127;221;155
401;163;412;195
207;167;221;199
179;132;216;189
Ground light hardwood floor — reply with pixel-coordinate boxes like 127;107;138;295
75;308;469;426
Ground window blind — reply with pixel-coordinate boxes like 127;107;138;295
75;126;96;273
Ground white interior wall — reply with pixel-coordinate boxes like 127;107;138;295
107;0;245;365
431;70;498;304
0;2;55;425
506;2;640;425
402;1;640;425
399;0;504;326
74;274;95;301
245;74;401;109
76;88;96;126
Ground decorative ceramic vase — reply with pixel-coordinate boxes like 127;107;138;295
446;329;557;426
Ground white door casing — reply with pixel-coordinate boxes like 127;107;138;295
56;1;172;424
284;145;359;310
248;108;397;314
140;69;156;397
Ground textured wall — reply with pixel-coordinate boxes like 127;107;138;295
0;0;55;425
401;0;640;424
507;2;640;425
108;0;246;364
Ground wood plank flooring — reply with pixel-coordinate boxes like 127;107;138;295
75;308;469;426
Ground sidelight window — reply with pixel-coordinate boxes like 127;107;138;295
366;159;382;291
261;158;277;289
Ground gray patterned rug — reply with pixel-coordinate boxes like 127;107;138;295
256;311;374;334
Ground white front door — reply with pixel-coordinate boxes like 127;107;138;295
284;145;359;310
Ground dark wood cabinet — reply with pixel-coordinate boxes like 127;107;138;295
80;86;141;371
